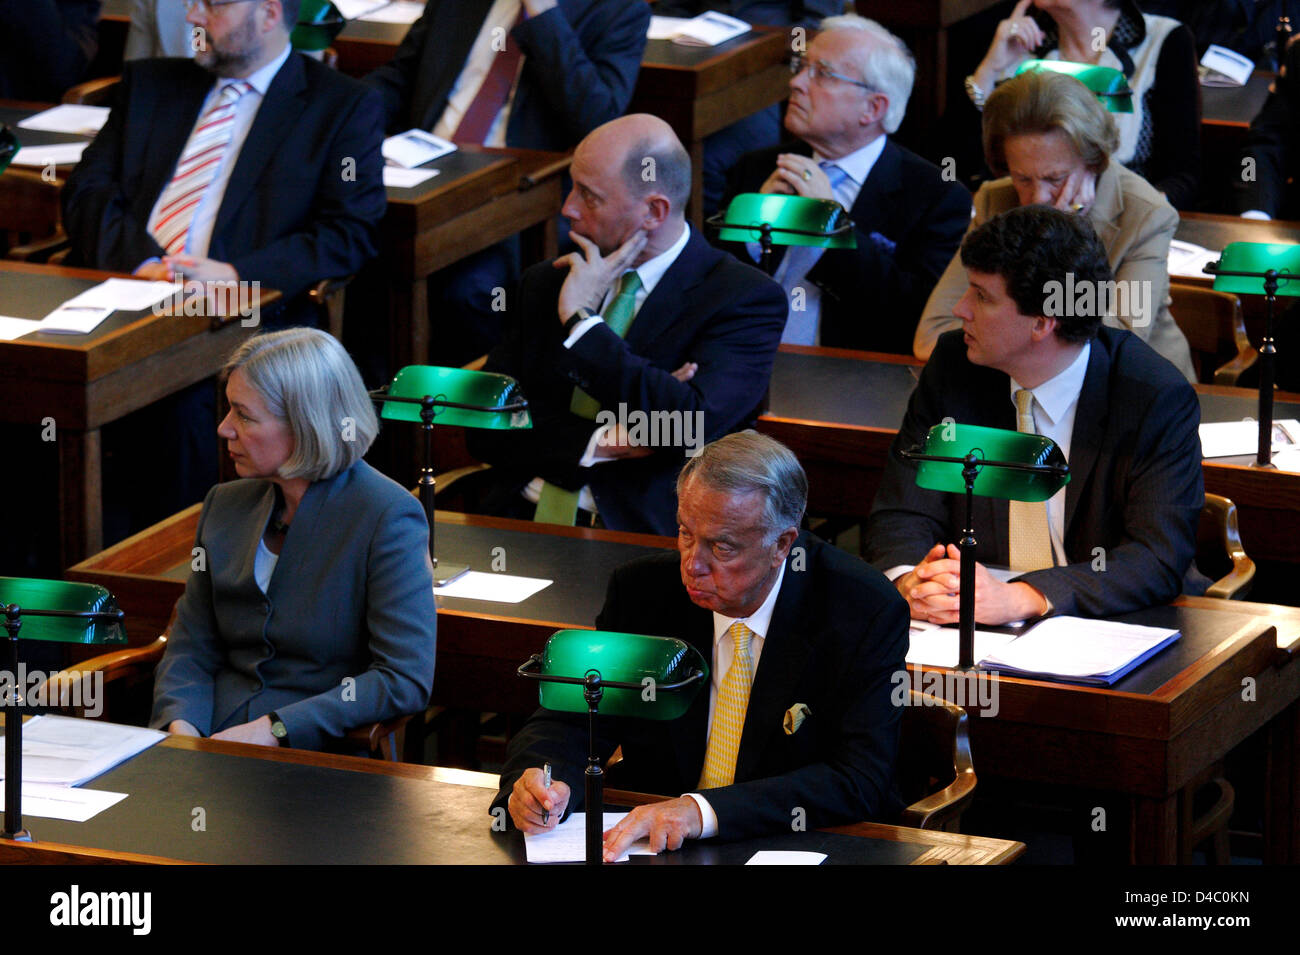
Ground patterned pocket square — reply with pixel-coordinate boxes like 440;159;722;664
783;703;811;736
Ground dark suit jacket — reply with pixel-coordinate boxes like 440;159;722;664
863;327;1207;618
61;54;387;323
1238;35;1300;218
493;532;910;841
364;0;648;148
466;227;787;535
150;461;438;752
721;138;972;354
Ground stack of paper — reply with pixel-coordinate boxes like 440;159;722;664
1199;419;1299;458
40;278;181;334
1167;239;1220;279
523;812;655;863
382;128;456;168
16;104;109;136
9;141;88;168
331;0;389;18
0;715;165;787
906;622;1019;668
648;12;749;46
358;0;423;24
434;571;551;603
1199;44;1254;87
976;617;1180;685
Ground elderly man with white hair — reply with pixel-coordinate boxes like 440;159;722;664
721;14;972;354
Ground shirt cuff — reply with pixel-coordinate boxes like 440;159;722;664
563;315;604;348
685;792;718;839
883;564;914;582
577;424;614;467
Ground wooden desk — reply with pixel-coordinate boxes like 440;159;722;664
758;345;1300;567
70;504;1300;863
0;732;1022;864
0;262;277;567
0;102;87;248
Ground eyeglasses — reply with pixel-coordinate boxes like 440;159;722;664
788;54;874;91
184;0;258;13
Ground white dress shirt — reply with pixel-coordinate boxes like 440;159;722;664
686;561;787;838
747;135;887;345
431;0;523;148
522;223;693;512
147;42;293;261
1009;342;1091;567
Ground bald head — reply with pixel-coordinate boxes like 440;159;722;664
581;114;692;215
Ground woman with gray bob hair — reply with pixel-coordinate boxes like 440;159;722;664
149;328;436;753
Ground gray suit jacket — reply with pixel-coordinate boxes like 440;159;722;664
913;164;1196;383
150;461;437;751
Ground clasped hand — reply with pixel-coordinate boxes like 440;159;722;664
760;154;836;200
897;543;1048;626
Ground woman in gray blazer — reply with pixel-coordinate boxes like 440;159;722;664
150;328;437;751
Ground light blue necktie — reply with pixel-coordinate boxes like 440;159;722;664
777;161;849;345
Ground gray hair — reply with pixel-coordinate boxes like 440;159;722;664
222;328;379;482
622;135;692;211
819;13;915;134
677;431;807;542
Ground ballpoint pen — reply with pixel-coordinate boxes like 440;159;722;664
542;763;552;825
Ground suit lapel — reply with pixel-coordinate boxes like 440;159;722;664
212;53;307;242
1064;340;1110;536
668;597;715;788
624;229;719;350
844;139;902;236
733;539;816;783
144;66;215;214
1088;165;1123;252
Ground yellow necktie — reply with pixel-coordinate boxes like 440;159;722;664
1009;389;1054;572
698;621;754;789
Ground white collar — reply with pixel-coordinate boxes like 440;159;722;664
215;41;292;97
1011;341;1091;426
711;560;786;643
625;221;691;298
814;134;887;188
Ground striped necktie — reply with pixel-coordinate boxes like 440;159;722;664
533;271;644;526
149;81;252;256
698;621;755;789
1008;389;1055;571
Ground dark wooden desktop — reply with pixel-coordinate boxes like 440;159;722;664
0;733;1023;864
0;262;278;568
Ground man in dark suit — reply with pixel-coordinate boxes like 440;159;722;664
59;0;387;536
466;114;787;536
721;14;971;354
62;0;386;326
495;432;909;856
864;205;1205;624
358;0;650;368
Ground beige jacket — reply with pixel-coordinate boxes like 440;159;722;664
912;164;1196;383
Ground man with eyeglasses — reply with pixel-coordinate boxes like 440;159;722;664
719;14;972;355
61;0;387;532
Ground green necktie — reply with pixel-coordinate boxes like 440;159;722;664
535;271;644;526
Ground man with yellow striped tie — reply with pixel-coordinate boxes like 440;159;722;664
865;206;1206;625
494;432;910;858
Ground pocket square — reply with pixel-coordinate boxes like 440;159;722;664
783;703;811;736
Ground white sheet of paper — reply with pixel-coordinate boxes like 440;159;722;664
669;11;749;46
382;128;456;168
16;104;109;136
906;624;1019;668
746;850;827;865
1200;44;1254;87
69;277;182;311
0;316;41;341
433;570;552;602
0;715;165;787
524;812;654;863
648;15;691;39
359;0;423;23
384;166;440;189
1167;239;1220;279
40;303;114;334
332;0;389;18
0;782;127;822
1198;418;1300;458
10;141;88;167
978;616;1178;681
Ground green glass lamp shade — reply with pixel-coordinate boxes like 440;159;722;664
1210;242;1300;298
1014;60;1133;113
713;193;856;249
913;424;1070;502
0;578;126;645
378;365;531;430
290;0;346;51
536;630;708;720
0;124;19;175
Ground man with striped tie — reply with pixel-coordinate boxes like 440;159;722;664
865;206;1206;625
494;432;910;857
62;0;387;326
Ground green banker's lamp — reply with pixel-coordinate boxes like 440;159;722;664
707;192;855;275
1204;242;1300;467
1015;60;1134;112
0;124;19;175
899;424;1070;669
517;630;709;864
371;365;530;585
290;0;346;52
0;578;125;842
